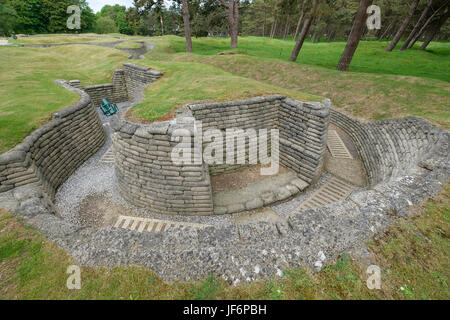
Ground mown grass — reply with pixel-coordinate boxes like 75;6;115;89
0;35;319;152
12;36;117;44
0;45;128;153
1;34;448;152
129;59;319;121
116;41;144;49
0;184;448;300
140;36;449;127
166;36;450;82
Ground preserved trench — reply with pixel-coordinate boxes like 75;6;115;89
0;42;448;283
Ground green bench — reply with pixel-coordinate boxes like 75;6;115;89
100;98;118;116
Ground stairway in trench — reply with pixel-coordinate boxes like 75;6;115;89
114;215;210;233
327;129;353;159
293;176;356;213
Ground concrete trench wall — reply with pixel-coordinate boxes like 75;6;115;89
70;63;162;108
123;63;163;101
82;70;129;108
189;96;330;184
280;98;330;185
189;95;282;176
111;115;214;216
0;81;106;199
112;96;331;215
330;109;445;187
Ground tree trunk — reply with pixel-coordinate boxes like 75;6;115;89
386;0;420;52
181;0;192;52
283;16;290;40
293;1;306;42
271;19;277;38
222;0;240;48
408;2;448;49
289;0;319;62
294;12;305;41
262;7;266;36
337;0;373;71
379;22;393;39
420;7;450;50
401;0;433;50
230;0;239;48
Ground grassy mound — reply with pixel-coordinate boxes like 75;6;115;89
0;44;128;153
0;34;448;152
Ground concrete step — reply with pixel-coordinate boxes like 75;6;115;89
327;130;353;159
294;176;356;213
100;147;115;164
113;215;210;233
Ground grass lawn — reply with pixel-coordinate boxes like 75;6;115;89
142;36;449;127
128;59;318;121
0;184;448;300
0;45;128;153
11;35;119;44
1;35;448;153
166;36;450;82
115;41;144;49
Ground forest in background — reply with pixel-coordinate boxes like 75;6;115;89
0;0;448;41
0;0;449;72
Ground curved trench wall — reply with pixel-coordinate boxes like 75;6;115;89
330;110;446;187
69;63;162;108
0;81;106;198
189;95;282;176
111;116;214;216
189;96;330;184
112;96;331;215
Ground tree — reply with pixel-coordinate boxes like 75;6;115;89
221;0;241;48
407;1;449;48
289;0;319;62
0;1;18;36
386;0;420;52
9;0;46;34
337;0;372;71
401;0;434;50
293;0;306;41
420;4;450;49
181;0;193;52
94;16;118;34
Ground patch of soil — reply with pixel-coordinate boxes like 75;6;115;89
77;193;125;227
210;164;289;192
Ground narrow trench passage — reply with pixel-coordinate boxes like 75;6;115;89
54;104;366;233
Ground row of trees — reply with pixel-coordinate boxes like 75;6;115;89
1;0;448;69
177;0;449;70
0;0;96;35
